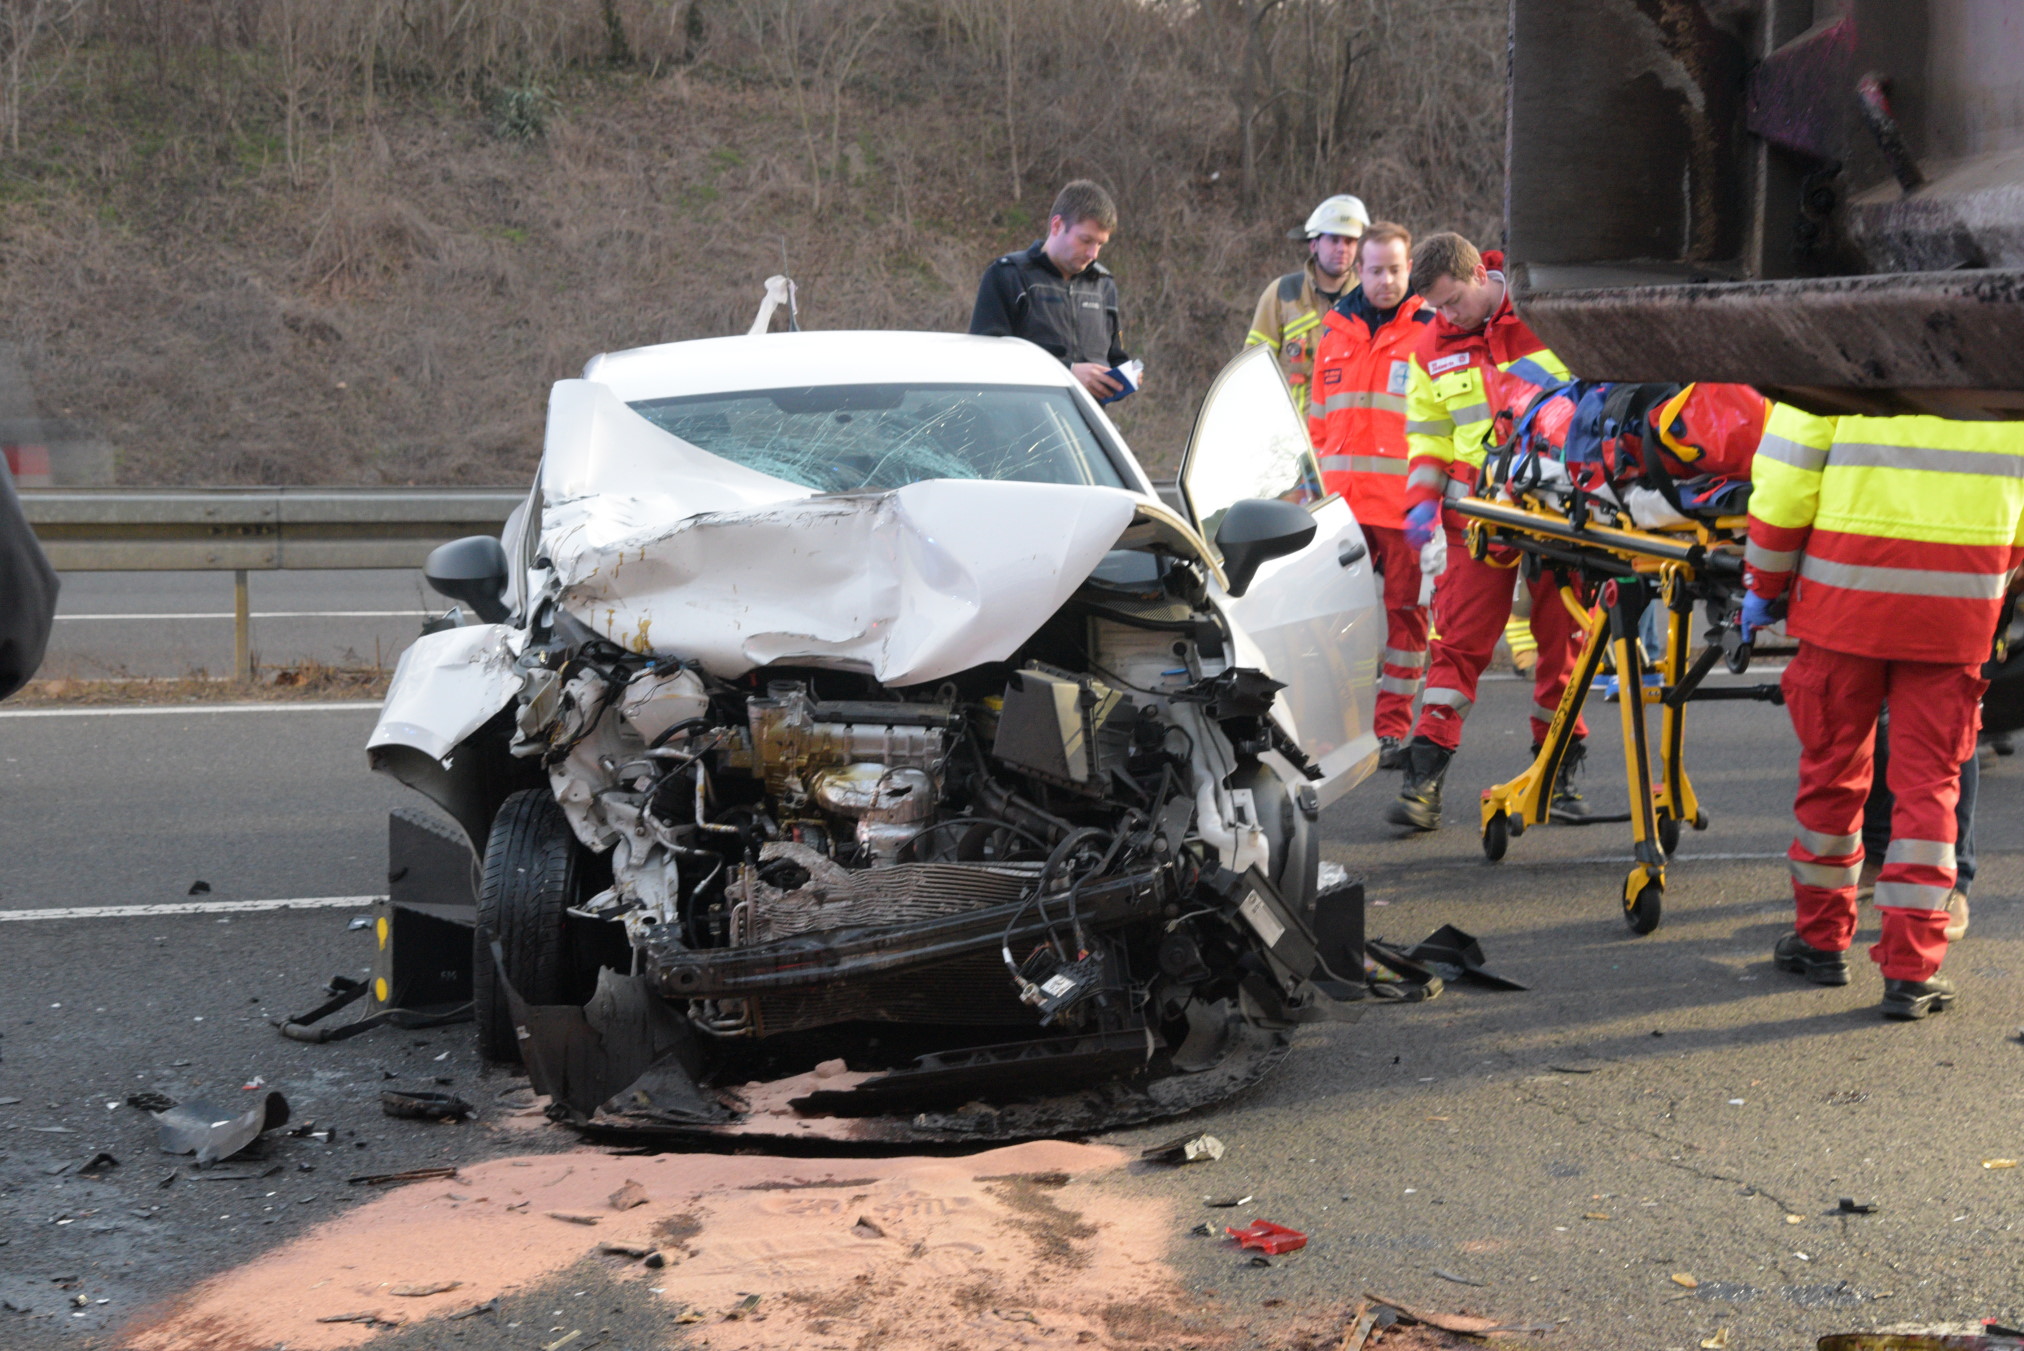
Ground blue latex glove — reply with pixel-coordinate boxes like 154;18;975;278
1404;500;1440;552
1739;591;1777;643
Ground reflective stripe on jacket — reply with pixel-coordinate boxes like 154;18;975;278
1245;261;1340;415
1746;404;2024;665
1403;254;1572;513
1306;289;1430;530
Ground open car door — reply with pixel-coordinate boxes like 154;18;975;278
1180;344;1383;807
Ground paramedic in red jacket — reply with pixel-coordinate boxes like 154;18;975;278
1386;233;1590;832
1306;222;1432;769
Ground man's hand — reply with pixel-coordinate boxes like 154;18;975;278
1072;363;1123;400
1404;500;1440;552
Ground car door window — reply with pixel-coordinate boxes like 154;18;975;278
1179;344;1325;553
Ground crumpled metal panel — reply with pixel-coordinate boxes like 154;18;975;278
366;622;526;764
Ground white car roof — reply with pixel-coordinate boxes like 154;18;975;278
580;330;1079;403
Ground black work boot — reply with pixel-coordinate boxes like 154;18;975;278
1772;931;1850;986
1377;736;1406;771
1881;975;1957;1020
1544;736;1590;821
1384;739;1452;832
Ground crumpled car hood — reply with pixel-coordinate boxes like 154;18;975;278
539;380;1142;687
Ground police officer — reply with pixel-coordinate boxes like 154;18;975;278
1246;194;1370;417
969;180;1132;402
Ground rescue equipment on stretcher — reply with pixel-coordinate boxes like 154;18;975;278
1450;380;1781;935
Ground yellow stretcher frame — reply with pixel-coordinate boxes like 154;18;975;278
1451;494;1778;935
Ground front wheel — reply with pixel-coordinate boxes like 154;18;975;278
1482;812;1510;863
1623;879;1663;935
474;789;594;1064
1658;814;1682;857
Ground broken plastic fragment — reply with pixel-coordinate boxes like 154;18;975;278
1226;1220;1307;1255
1141;1133;1226;1165
153;1092;289;1164
608;1179;648;1211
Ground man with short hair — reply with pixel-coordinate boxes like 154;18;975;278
1385;232;1591;832
1307;221;1430;767
970;180;1132;402
1246;194;1370;416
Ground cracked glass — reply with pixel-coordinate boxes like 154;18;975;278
628;383;1125;494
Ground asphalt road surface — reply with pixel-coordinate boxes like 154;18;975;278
0;678;2018;1349
40;570;440;680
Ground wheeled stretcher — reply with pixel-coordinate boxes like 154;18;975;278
1447;491;1784;934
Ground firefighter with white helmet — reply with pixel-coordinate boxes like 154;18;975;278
1244;194;1372;417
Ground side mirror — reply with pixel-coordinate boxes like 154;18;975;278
424;535;511;624
1214;498;1316;598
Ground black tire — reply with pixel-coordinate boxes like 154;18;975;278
1657;814;1682;857
1482;812;1510;863
474;788;593;1064
1624;880;1663;935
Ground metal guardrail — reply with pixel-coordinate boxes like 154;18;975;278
20;487;524;680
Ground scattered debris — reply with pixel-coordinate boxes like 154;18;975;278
347;1167;460;1186
379;1089;473;1121
188;881;211;895
1983;1159;2018;1170
852;1216;886;1239
644;1251;667;1269
548;1211;601;1226
77;1153;119;1179
1365;940;1445;1000
446;1298;498;1320
726;1294;762;1320
347;916;373;931
1227;1221;1306;1255
1818;1333;2024;1351
1363;1291;1552;1337
1672;1274;1700;1289
156;1170;179;1189
1246;1255;1272;1267
1700;1329;1731;1349
126;1092;176;1113
1203;1195;1253;1208
1583;1212;1611;1221
1838;1198;1879;1215
1432;1269;1487;1287
316;1310;406;1329
1141;1133;1226;1165
390;1281;462;1297
1188;1222;1215;1237
608;1178;649;1211
1406;924;1529;991
600;1242;654;1259
1338;1299;1380;1351
542;1331;582;1351
153;1092;289;1164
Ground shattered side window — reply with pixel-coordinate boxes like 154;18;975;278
627;383;1127;494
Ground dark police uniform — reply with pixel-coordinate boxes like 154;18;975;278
968;241;1130;369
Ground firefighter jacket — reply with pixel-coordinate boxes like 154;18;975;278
1403;252;1573;515
1306;287;1431;530
970;242;1129;369
1745;405;2024;666
1245;259;1344;415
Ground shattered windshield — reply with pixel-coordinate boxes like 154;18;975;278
627;383;1127;494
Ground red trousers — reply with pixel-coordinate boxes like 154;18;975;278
1782;642;1986;980
1411;530;1589;752
1366;525;1430;740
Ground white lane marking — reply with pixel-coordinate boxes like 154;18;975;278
55;611;428;621
0;895;385;922
0;702;384;719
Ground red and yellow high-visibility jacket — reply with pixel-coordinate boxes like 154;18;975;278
1746;405;2024;665
1403;252;1573;516
1305;288;1431;531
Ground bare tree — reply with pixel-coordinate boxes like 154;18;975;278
741;0;890;213
0;0;87;155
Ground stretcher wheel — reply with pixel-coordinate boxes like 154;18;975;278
1623;879;1663;935
1658;815;1682;857
1482;812;1510;863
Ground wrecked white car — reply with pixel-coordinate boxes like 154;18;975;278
367;330;1386;1142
